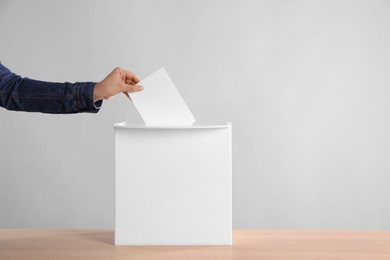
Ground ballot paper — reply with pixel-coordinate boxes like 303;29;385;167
128;68;196;126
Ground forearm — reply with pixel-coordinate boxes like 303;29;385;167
0;63;102;114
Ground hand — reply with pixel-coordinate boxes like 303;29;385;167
93;67;143;102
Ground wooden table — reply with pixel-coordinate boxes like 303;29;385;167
1;229;390;259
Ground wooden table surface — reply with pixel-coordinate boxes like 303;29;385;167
1;229;390;260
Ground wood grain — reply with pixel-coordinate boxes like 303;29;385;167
1;229;390;260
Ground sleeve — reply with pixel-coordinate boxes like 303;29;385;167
0;63;103;114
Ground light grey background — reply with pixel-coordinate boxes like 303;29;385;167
1;0;390;229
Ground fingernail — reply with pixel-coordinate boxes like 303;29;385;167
138;86;144;91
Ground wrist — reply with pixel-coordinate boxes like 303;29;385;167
93;82;103;102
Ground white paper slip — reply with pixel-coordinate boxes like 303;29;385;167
128;68;196;126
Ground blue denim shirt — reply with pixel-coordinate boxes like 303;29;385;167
0;63;102;113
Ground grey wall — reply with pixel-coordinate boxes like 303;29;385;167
1;0;390;229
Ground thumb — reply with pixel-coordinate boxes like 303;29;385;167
122;83;144;93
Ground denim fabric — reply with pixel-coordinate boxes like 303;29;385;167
0;63;102;114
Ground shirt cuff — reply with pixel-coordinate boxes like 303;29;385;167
75;82;102;113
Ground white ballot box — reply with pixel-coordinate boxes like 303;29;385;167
114;122;232;245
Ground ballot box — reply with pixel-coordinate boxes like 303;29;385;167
114;122;232;245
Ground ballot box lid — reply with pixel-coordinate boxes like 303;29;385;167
114;122;231;129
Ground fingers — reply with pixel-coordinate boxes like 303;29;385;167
125;79;136;85
122;74;143;93
121;83;144;93
113;67;143;96
120;68;141;84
